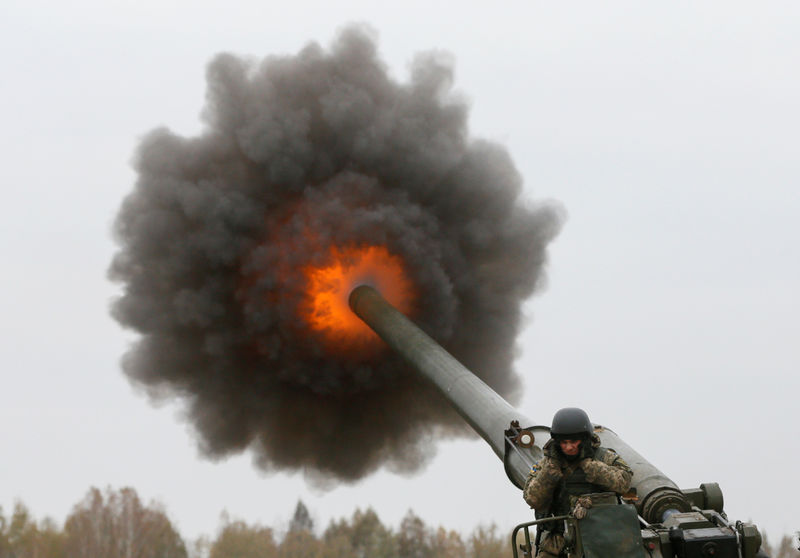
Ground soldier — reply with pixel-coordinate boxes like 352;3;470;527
523;408;632;558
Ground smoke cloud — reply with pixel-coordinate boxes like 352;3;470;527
110;26;563;483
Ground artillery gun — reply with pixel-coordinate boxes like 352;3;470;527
349;285;766;558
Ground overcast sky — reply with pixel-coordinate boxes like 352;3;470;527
1;0;797;547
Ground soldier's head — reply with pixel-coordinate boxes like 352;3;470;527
550;407;593;459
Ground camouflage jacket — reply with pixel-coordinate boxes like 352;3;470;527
522;434;632;515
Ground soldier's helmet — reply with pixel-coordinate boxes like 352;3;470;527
550;407;593;439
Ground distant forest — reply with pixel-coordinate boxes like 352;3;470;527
1;486;797;558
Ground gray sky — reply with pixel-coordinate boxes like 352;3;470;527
1;0;797;546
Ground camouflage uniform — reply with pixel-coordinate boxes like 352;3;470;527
523;434;632;558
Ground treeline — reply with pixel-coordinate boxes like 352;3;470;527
0;486;504;558
0;486;797;558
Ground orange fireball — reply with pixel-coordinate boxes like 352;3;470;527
302;245;415;350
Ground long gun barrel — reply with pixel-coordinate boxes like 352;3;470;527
348;285;691;524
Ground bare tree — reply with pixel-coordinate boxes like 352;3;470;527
63;487;186;558
397;511;431;558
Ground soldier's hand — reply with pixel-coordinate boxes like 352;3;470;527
581;456;632;493
572;495;593;519
579;458;603;481
540;458;563;482
581;458;623;486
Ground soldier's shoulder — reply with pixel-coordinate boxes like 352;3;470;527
525;461;543;488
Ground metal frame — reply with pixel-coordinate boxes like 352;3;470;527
511;515;572;558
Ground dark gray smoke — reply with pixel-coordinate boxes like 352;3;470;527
110;26;563;483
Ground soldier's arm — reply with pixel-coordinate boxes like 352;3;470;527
523;457;562;509
580;452;632;494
